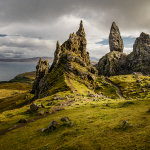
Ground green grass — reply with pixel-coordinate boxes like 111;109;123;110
70;79;94;95
95;76;119;98
1;73;150;149
0;92;34;113
0;82;32;90
45;65;71;95
9;71;36;84
109;75;150;99
0;95;150;150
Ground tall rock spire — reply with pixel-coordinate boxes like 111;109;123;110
32;58;49;98
76;20;85;37
49;41;61;72
109;22;124;52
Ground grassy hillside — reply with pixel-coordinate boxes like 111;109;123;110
0;71;35;113
0;94;150;150
0;73;150;149
109;75;150;99
10;71;36;83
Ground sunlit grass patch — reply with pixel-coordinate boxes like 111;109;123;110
95;76;119;98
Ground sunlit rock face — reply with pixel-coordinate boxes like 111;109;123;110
109;22;124;52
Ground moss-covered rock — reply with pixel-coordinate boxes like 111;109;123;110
97;51;127;76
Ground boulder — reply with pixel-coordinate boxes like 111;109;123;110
18;119;28;123
39;128;46;132
146;83;150;88
48;120;59;131
61;117;70;122
30;103;39;112
132;72;143;76
69;122;74;126
38;110;45;115
136;79;142;83
121;120;128;126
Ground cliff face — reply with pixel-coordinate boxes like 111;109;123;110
127;32;150;74
32;21;97;99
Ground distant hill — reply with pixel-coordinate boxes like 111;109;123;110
0;57;54;63
0;57;98;63
90;57;99;61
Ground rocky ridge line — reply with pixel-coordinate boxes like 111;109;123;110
32;21;98;99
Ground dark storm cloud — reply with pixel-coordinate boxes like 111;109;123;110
0;0;150;58
0;0;149;30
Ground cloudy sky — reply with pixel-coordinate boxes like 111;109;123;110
0;0;150;59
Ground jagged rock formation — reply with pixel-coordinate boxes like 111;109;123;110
97;51;127;76
127;32;150;74
32;21;97;99
109;22;124;52
49;41;61;72
97;22;127;76
32;58;49;98
97;30;150;76
133;32;150;53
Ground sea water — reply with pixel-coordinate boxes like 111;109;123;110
0;62;51;81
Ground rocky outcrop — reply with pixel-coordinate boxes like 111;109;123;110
97;23;150;76
49;41;61;72
109;22;124;52
33;21;97;99
97;22;127;76
97;51;127;76
127;32;150;75
32;58;49;98
133;32;150;53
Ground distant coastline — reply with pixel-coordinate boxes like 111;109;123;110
0;56;99;63
0;57;54;63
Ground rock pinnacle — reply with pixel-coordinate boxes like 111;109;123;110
109;22;124;52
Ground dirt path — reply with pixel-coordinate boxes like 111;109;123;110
66;75;78;94
104;77;124;99
0;100;74;136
